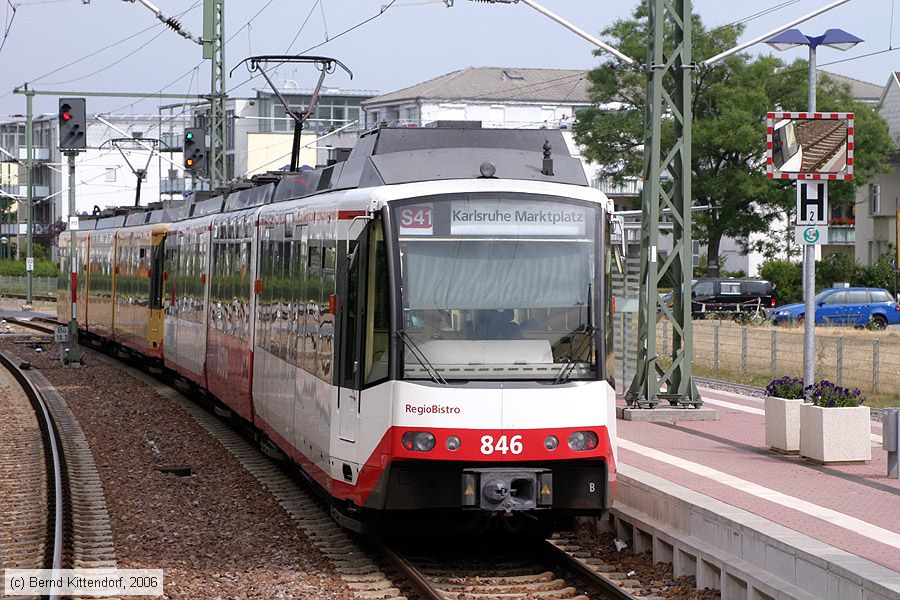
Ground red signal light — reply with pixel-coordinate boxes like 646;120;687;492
61;112;72;121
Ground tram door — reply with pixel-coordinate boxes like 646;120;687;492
337;227;368;443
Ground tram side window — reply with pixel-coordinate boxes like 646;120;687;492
340;237;363;390
305;243;322;377
278;239;292;360
365;229;390;385
257;236;270;350
150;239;165;310
212;240;223;331
291;227;307;368
117;243;129;302
165;245;176;314
189;243;201;323
227;241;238;335
320;243;336;380
138;240;151;305
239;239;251;340
272;238;282;358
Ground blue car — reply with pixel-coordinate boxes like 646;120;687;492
771;287;900;329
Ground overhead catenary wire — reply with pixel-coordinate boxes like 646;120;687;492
104;0;280;118
226;0;399;96
284;0;320;53
0;0;16;57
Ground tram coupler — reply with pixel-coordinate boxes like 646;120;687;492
462;468;552;512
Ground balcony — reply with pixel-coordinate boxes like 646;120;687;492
16;147;50;161
2;185;50;198
160;178;211;194
827;225;855;244
593;178;643;197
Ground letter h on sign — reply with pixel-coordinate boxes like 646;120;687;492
797;182;828;225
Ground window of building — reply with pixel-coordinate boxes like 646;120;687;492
490;105;505;127
869;183;881;215
226;110;234;150
105;168;116;182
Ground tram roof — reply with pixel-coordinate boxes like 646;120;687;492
83;125;591;230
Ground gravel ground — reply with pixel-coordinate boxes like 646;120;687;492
0;336;352;600
575;523;720;599
0;318;725;599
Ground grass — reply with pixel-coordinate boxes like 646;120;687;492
691;363;900;409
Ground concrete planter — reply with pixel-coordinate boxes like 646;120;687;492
764;396;803;454
799;403;871;463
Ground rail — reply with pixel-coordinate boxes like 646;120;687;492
0;351;65;579
374;534;644;600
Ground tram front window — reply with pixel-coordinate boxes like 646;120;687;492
394;196;600;381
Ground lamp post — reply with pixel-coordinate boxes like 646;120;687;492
766;28;862;391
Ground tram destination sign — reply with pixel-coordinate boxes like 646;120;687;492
397;200;590;237
449;201;586;236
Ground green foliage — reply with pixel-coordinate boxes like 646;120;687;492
859;253;895;290
694;252;747;278
761;252;898;305
0;259;59;277
806;380;866;407
760;260;802;304
816;253;861;288
572;9;893;268
765;376;804;399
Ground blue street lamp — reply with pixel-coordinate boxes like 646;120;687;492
765;28;862;392
765;28;863;111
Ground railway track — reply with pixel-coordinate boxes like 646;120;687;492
0;321;118;585
376;534;646;600
693;376;765;397
0;293;57;302
83;340;649;600
796;119;846;172
8;319;665;599
0;349;64;587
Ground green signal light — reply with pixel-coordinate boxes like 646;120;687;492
186;132;194;140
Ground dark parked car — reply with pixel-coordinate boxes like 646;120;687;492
688;278;778;320
771;287;900;329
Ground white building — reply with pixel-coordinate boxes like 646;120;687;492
854;72;900;265
63;114;192;219
362;67;591;130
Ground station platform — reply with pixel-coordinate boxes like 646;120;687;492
612;387;900;599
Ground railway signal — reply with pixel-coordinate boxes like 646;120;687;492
58;98;86;151
57;98;86;365
183;127;206;174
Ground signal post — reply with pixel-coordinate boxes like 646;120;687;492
59;98;86;366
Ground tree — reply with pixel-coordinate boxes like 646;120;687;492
573;6;893;275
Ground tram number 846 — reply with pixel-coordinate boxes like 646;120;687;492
481;435;523;455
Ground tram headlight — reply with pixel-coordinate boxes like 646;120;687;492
402;431;436;452
568;430;599;452
446;435;461;451
544;435;559;451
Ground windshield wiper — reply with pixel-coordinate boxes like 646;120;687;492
553;325;600;384
396;330;448;385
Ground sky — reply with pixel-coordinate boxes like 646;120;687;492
0;0;897;118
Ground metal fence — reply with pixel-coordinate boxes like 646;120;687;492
0;276;57;298
661;319;900;395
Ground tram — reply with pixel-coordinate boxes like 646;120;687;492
59;125;618;532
